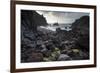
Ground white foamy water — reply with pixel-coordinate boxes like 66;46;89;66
39;24;72;32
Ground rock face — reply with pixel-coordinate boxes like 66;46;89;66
21;10;48;32
21;10;48;62
71;16;89;52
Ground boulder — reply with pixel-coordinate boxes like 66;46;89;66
57;54;72;61
27;52;43;62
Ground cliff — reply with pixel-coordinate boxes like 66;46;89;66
71;16;89;52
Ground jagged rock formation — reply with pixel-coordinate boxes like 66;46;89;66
71;16;89;52
21;10;48;62
21;10;48;32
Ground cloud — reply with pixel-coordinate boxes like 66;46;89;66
36;10;89;24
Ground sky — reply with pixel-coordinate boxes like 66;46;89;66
36;10;89;24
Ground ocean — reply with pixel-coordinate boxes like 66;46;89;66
39;23;72;31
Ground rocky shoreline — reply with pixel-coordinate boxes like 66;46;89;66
21;10;89;63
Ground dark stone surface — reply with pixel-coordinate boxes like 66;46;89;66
21;10;48;62
27;52;44;62
21;10;48;32
58;54;72;61
71;16;89;52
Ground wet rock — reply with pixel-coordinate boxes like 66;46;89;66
27;52;43;62
79;50;89;59
67;49;89;60
61;49;72;54
58;54;72;61
43;50;52;57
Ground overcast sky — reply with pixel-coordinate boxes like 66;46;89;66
36;10;89;24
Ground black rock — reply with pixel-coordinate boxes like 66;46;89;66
71;16;89;52
57;54;72;61
27;52;43;62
